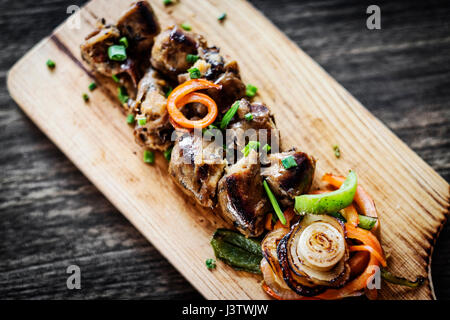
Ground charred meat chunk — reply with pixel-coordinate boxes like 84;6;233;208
169;132;226;208
261;149;316;206
217;150;268;237
117;1;160;54
226;99;279;154
133;68;173;151
151;26;201;79
81;1;160;84
81;25;122;77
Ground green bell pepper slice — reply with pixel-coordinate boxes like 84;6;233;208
295;171;357;215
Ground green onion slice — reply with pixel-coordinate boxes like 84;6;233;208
143;150;154;164
181;22;192;31
263;180;286;225
188;67;201;79
119;37;129;48
281;155;297;169
108;45;127;61
126;114;135;125
186;54;199;64
241;141;260;157
244;113;253;121
88;82;97;91
218;13;227;21
46;59;56;69
220;101;240;129
245;84;258;98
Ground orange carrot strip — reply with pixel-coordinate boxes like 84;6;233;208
167;79;221;129
350;245;387;267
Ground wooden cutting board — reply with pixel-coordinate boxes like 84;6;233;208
7;0;449;300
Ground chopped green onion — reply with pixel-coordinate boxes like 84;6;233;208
186;54;199;64
163;0;173;5
108;45;127;61
220;101;240;129
88;82;97;91
46;59;56;69
164;147;173;161
245;84;258;98
218;13;227;21
119;37;129;48
143;150;154;164
136;116;147;126
281;155;297;169
205;258;216;270
118;87;129;104
333;144;341;158
203;124;219;138
126;114;135;125
263;180;286;225
82;93;89;102
188;67;201;79
244;113;253;121
164;86;173;98
262;144;271;152
112;74;120;83
241;141;260;157
181;22;192;31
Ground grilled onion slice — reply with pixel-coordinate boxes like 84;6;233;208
277;215;350;296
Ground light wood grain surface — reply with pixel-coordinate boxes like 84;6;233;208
4;0;450;299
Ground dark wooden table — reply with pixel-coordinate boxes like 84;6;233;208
1;0;449;299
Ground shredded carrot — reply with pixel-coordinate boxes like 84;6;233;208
262;282;319;300
167;79;221;129
348;251;370;278
342;204;359;227
274;207;296;230
265;213;273;231
350;245;387;267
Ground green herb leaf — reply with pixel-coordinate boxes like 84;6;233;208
205;258;216;270
188;67;201;79
245;84;258;98
143;150;154;164
82;93;89;102
46;59;56;69
263;180;286;225
241;141;260;157
244;112;253;121
210;229;262;274
281;155;297;169
126;114;135;125
108;45;127;61
220;101;240;129
163;0;173;5
218;13;227;21
186;54;199;64
181;22;192;31
88;82;97;91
